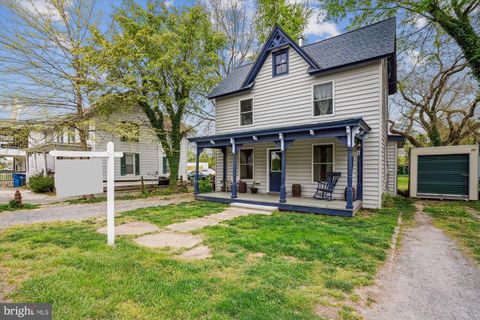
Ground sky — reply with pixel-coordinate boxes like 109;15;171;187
0;0;350;120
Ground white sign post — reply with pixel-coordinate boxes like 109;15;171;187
50;142;123;246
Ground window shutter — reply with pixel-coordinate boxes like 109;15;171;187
120;155;126;176
135;153;140;175
163;156;169;174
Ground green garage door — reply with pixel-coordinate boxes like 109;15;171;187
417;154;469;196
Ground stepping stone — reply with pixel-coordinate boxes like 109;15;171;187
97;221;159;235
135;231;202;249
167;217;220;232
207;208;257;221
180;245;211;260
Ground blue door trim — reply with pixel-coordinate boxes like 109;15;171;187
269;149;281;192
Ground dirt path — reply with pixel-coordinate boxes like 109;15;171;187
0;194;193;230
363;205;480;320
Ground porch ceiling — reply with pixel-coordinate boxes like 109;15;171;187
189;117;370;149
25;143;89;153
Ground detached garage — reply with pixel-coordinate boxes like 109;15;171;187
409;145;478;200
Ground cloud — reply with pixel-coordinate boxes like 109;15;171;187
403;49;425;67
19;0;65;20
415;16;428;29
164;1;174;8
303;8;339;39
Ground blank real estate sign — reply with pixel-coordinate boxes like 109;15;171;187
54;158;103;197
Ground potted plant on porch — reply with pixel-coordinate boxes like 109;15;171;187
250;181;259;194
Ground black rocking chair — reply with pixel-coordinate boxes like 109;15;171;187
314;172;341;201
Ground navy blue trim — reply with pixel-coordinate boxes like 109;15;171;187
272;49;289;77
195;195;353;217
208;83;254;100
242;25;319;88
189;118;370;146
388;135;404;142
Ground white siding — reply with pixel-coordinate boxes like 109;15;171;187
386;140;397;195
93;108;188;181
214;49;386;208
215;139;358;200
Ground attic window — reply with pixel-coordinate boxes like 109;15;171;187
272;49;288;76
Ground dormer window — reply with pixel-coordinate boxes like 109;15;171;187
272;49;288;76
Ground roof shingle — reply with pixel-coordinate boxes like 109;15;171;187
209;18;396;99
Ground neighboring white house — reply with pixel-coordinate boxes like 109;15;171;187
189;18;403;216
23;107;188;186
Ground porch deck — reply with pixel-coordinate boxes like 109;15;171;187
195;192;362;217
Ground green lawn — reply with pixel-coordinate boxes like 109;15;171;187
423;201;480;264
397;175;409;192
0;203;39;212
0;198;414;320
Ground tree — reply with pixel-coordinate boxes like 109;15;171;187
389;35;479;146
205;0;256;76
0;0;102;150
256;0;312;43
319;0;480;84
90;1;224;187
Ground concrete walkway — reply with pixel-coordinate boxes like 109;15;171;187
363;205;480;320
0;194;193;230
131;204;275;260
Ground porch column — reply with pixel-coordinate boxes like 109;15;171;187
194;146;203;194
346;127;354;210
279;134;287;203
356;140;363;200
221;147;227;192
231;140;240;199
42;152;48;176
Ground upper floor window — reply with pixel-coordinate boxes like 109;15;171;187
313;82;334;116
272;49;288;76
240;98;253;126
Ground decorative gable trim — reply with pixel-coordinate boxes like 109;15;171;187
241;25;319;88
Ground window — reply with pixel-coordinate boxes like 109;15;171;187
312;144;334;182
240;98;253;126
313;82;334;116
120;122;140;142
240;149;254;179
121;153;140;175
272;49;288;76
162;156;169;174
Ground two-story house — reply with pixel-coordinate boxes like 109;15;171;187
24;106;188;187
189;18;403;216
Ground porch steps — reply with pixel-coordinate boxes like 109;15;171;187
230;202;278;213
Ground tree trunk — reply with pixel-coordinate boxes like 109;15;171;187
168;151;180;188
428;6;480;83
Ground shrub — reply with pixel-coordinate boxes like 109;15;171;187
8;199;19;208
199;176;213;193
29;174;54;193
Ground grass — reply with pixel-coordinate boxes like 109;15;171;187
0;198;414;319
397;175;408;192
423;201;480;264
0;203;39;213
66;187;189;205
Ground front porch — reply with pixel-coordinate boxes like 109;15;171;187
196;192;362;217
189;118;370;217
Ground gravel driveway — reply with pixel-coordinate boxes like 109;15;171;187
0;194;193;229
364;206;480;320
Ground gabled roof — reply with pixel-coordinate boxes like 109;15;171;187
209;18;397;99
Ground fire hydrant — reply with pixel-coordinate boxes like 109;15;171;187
14;189;23;207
